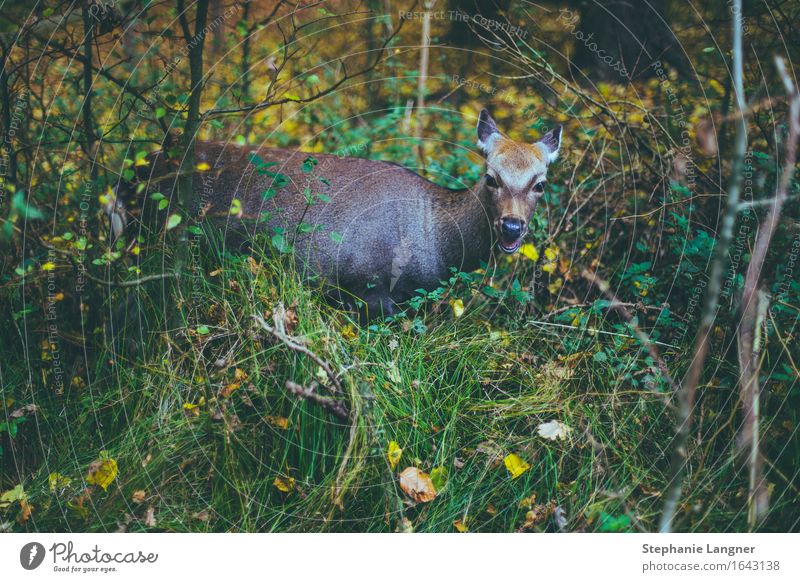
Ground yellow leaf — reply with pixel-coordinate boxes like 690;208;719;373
340;324;358;341
544;245;559;261
196;162;211;171
183;402;200;416
398;467;437;503
542;262;557;274
48;472;71;492
450;298;465;318
519;243;539;261
273;476;295;492
219;382;240;398
453;519;468;532
265;416;289;430
547;277;563;294
86;455;118;491
41;261;56;271
387;441;403;469
503;453;530;479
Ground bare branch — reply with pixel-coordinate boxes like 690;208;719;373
736;55;800;529
284;381;350;421
252;311;344;394
659;0;749;533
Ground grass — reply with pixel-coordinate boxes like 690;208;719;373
1;230;798;533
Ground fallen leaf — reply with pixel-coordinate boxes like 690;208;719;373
183;401;202;417
503;453;530;479
18;499;32;523
522;503;550;530
0;484;26;509
10;403;38;418
537;420;572;441
273;476;296;493
398;467;437;503
453;519;468;532
387;441;403;470
219;382;240;398
131;490;146;504
192;509;210;522
450;298;465;318
265;415;289;430
86;454;118;491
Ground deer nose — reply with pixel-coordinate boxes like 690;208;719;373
500;217;524;240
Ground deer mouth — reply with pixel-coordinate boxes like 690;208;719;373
498;238;523;253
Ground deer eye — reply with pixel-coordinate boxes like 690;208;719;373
532;181;545;194
485;174;498;188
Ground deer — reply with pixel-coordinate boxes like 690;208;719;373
114;109;561;319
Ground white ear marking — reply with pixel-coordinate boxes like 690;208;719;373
476;109;500;155
537;126;562;163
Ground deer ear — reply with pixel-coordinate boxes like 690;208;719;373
537;126;562;163
476;109;500;154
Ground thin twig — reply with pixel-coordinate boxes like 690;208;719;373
659;0;748;533
252;311;344;394
736;55;800;529
284;381;349;421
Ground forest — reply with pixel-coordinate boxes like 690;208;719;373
0;0;798;533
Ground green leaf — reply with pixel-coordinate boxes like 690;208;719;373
329;231;343;244
301;156;318;173
196;325;210;335
430;466;448;491
261;188;277;201
271;234;290;253
166;214;182;230
158;199;169;210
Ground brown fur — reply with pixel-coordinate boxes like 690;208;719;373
125;110;560;318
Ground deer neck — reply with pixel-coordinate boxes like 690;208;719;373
436;178;495;274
